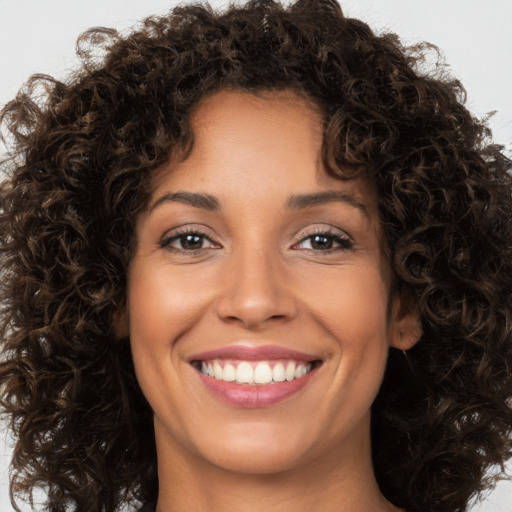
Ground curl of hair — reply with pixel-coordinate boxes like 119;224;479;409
1;1;511;511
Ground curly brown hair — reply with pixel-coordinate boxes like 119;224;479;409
1;0;511;511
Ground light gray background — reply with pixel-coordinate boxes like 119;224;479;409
1;1;511;510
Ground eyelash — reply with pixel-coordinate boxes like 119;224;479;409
160;227;219;254
160;226;353;255
293;228;354;253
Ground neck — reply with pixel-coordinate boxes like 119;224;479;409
153;415;401;512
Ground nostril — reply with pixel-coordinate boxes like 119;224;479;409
215;272;298;329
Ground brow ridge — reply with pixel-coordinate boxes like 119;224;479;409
150;191;220;212
287;191;369;217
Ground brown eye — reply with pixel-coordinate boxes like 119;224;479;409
161;231;218;252
309;235;335;250
176;234;205;250
295;232;353;252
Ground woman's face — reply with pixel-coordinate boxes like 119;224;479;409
125;89;418;476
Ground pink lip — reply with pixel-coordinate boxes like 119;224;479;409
189;344;322;408
188;344;319;363
195;369;318;407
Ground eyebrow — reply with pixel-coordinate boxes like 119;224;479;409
149;191;220;212
287;191;370;218
149;190;369;217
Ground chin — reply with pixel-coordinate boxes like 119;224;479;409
204;447;308;476
190;423;316;475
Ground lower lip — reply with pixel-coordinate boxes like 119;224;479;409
195;367;318;407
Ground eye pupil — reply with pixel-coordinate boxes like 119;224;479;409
181;234;203;250
311;235;333;250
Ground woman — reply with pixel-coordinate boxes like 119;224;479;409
1;1;511;511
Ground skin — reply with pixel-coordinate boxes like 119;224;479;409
123;89;420;512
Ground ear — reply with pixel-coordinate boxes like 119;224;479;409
112;308;129;339
389;290;422;350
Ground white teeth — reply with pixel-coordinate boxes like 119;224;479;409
272;362;286;382
199;359;315;385
285;361;296;381
223;363;236;382
236;361;254;384
254;362;273;384
213;361;223;380
293;364;310;378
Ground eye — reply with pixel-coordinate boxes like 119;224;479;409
160;229;219;252
293;230;353;252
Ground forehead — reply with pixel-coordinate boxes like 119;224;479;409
150;89;378;216
191;88;324;142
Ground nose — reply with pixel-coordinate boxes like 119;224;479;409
215;246;298;330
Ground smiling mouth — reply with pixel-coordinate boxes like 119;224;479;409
191;359;323;385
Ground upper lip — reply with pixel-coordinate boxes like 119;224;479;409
188;344;320;363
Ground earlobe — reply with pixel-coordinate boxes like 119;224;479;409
389;291;422;350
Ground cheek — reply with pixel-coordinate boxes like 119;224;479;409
127;264;209;422
127;262;213;348
305;264;390;344
126;263;210;409
307;264;391;400
288;264;392;443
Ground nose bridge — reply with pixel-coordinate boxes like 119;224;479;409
216;239;296;328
